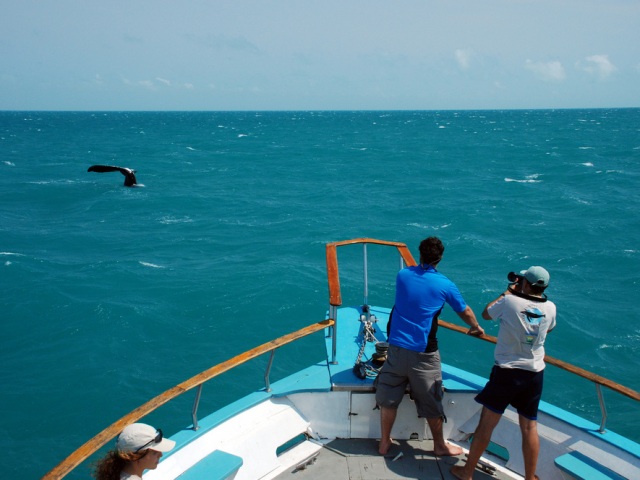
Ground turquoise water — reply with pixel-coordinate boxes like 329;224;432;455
1;110;639;479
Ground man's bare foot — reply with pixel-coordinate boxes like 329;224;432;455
450;465;472;480
378;437;393;455
433;442;463;456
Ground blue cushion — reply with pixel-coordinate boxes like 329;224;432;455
178;450;243;480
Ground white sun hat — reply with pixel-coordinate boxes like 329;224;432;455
116;423;176;453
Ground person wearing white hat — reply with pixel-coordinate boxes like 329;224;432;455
93;423;175;480
452;266;556;480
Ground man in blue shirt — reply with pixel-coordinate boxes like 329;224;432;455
376;237;484;456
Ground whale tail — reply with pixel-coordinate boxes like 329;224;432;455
88;165;137;186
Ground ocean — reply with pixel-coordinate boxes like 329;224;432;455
1;109;639;479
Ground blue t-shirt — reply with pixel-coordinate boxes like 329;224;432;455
389;265;467;352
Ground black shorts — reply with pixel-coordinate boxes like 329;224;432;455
474;365;544;420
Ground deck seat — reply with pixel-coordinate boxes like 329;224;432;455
554;451;625;480
177;449;243;480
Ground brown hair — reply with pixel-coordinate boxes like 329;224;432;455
93;449;148;480
419;236;444;266
528;282;547;295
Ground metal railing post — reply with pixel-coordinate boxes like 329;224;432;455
265;350;276;392
191;385;203;431
363;243;369;307
596;383;608;433
330;305;338;364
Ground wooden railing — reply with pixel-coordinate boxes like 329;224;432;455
326;238;416;307
42;319;334;480
325;238;640;431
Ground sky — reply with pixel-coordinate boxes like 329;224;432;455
1;0;639;111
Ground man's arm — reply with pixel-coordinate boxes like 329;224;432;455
482;289;511;319
456;305;485;336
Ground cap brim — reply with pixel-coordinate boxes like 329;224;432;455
149;437;176;453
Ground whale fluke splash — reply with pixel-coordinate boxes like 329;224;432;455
88;165;137;186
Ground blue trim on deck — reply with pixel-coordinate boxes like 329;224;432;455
270;361;332;397
441;364;486;393
177;450;243;480
166;361;331;456
540;400;640;460
554;451;626;480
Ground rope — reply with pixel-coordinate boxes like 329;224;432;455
354;314;384;378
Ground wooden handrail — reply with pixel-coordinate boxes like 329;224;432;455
438;320;640;402
42;319;334;480
326;238;417;307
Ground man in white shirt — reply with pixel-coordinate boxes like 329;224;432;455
451;266;556;480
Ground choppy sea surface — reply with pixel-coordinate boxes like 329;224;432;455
1;109;639;479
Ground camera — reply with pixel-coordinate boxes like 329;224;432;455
507;271;522;283
507;271;524;293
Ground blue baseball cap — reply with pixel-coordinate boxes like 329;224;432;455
520;266;550;288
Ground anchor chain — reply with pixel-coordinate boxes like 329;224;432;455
353;310;388;379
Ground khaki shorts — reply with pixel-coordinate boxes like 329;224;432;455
375;344;444;419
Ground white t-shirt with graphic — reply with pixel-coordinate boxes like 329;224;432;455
487;294;556;372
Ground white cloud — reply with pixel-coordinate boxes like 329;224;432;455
577;54;617;80
122;77;197;90
455;49;472;70
138;80;156;90
525;59;566;82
